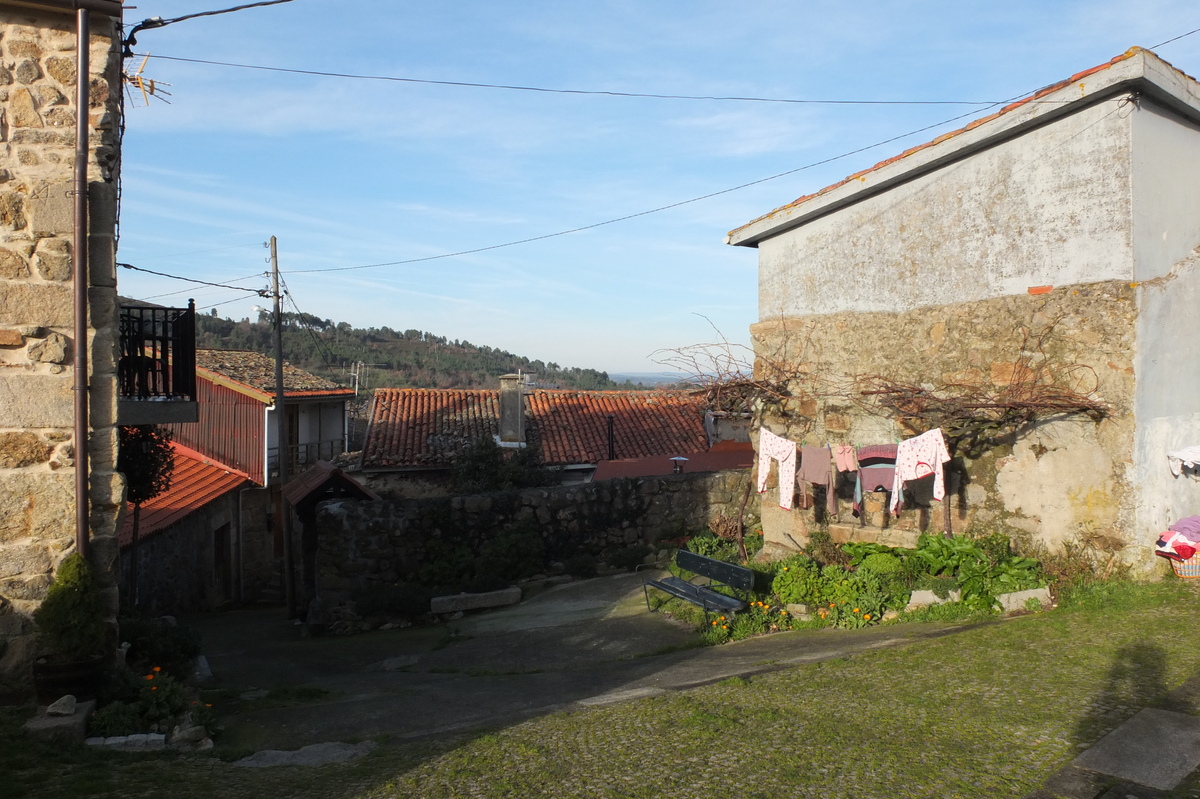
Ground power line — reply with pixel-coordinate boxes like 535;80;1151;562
1151;25;1200;49
287;102;1007;275
118;262;269;295
140;271;268;301
279;276;339;374
128;52;1065;107
123;1;297;55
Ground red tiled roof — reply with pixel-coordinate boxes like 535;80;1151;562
729;47;1192;241
196;349;355;402
362;388;710;469
283;460;380;508
593;441;753;481
119;443;250;548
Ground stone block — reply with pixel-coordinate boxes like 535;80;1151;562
25;181;72;237
45;56;75;86
0;541;51;579
996;586;1051;612
906;589;961;609
23;699;94;744
0;247;28;279
0;472;73;543
0;374;73;427
0;282;71;327
430;585;521;614
8;87;41;126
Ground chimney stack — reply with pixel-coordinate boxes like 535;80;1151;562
499;373;525;445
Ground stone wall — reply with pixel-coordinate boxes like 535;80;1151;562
0;7;123;693
751;280;1138;563
314;470;758;607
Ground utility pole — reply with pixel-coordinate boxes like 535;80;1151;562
269;236;297;619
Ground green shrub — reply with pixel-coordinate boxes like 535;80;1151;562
88;700;142;737
33;553;108;662
685;530;740;563
858;552;903;577
771;555;826;605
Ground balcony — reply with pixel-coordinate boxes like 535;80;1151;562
268;438;347;479
117;300;199;425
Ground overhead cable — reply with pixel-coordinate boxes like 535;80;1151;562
127;52;1059;107
118;262;269;295
287;102;1008;275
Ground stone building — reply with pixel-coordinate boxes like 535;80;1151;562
727;48;1200;571
0;0;125;694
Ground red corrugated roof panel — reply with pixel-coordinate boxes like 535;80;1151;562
119;443;250;548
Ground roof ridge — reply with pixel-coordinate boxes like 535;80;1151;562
729;46;1178;238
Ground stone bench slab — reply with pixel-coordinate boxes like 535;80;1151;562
431;585;522;614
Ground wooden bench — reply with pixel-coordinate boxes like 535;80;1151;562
643;549;753;619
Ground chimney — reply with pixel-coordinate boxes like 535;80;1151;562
498;373;525;445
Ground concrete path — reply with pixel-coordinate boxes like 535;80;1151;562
191;572;974;753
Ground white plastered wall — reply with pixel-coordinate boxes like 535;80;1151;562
757;98;1135;319
1131;100;1200;565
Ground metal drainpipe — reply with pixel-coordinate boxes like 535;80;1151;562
72;7;91;557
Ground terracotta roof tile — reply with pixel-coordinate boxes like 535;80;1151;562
119;444;250;548
195;349;354;400
361;388;710;469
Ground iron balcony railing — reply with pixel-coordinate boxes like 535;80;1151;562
118;300;197;401
268;438;347;476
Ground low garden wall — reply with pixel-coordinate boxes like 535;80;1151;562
313;469;758;610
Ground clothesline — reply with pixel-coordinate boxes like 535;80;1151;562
755;427;951;516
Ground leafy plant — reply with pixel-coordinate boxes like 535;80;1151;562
686;530;740;563
770;555;826;605
139;668;189;727
88;701;141;738
33;553;108;662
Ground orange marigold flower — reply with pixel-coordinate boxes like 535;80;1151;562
829;603;836;608
150;686;158;691
853;608;860;613
144;674;154;681
152;666;162;673
722;625;728;630
863;614;871;620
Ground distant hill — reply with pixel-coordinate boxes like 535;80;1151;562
193;311;652;392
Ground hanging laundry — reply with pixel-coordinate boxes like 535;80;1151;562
798;445;837;515
1168;447;1200;476
890;428;951;514
853;443;897;515
834;443;858;472
757;428;797;510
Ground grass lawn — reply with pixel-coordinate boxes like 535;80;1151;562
5;579;1200;798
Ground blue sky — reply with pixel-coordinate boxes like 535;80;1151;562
114;0;1200;374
